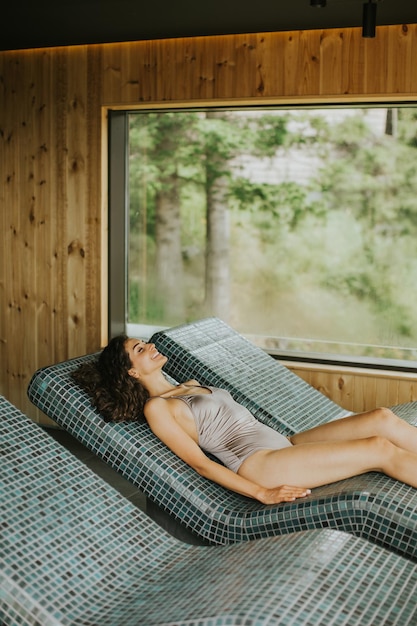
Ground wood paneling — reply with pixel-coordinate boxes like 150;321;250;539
1;24;417;422
287;364;417;414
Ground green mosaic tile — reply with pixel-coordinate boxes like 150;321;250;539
2;395;417;625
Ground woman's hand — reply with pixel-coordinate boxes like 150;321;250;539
256;485;311;505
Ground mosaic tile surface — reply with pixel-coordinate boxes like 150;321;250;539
27;319;417;558
2;395;417;626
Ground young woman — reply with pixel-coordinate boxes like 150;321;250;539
72;335;417;505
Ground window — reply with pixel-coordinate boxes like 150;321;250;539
109;105;417;369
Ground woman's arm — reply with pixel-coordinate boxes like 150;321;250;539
145;398;310;505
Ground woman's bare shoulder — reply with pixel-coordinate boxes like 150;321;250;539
144;396;172;415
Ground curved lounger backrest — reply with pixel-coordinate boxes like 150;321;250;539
151;317;348;435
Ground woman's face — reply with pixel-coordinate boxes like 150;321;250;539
124;338;167;378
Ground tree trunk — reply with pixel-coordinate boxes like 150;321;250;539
204;112;230;320
205;175;230;320
155;173;185;322
385;108;398;137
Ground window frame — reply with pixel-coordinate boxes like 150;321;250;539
107;100;417;374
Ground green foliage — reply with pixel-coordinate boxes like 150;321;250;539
398;108;417;147
127;106;417;360
250;112;290;156
229;178;323;229
316;112;417;238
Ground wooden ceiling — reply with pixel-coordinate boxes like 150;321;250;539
2;0;416;51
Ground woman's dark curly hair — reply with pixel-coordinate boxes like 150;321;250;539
71;335;149;423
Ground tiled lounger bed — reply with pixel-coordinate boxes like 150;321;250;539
2;394;417;626
28;319;417;559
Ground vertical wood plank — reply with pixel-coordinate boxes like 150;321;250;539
3;53;27;408
1;53;17;403
255;32;286;98
319;29;346;95
101;42;123;103
283;30;321;96
66;46;89;357
34;49;59;427
195;36;216;101
139;39;159;102
86;44;104;351
52;47;69;365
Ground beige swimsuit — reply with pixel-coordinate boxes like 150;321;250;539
175;386;292;473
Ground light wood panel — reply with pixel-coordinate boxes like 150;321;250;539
287;364;417;414
1;24;417;422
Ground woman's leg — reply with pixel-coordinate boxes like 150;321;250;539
238;436;417;490
290;407;417;454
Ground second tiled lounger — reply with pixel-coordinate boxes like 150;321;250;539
28;318;417;559
3;394;417;626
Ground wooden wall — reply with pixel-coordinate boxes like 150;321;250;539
1;24;417;422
